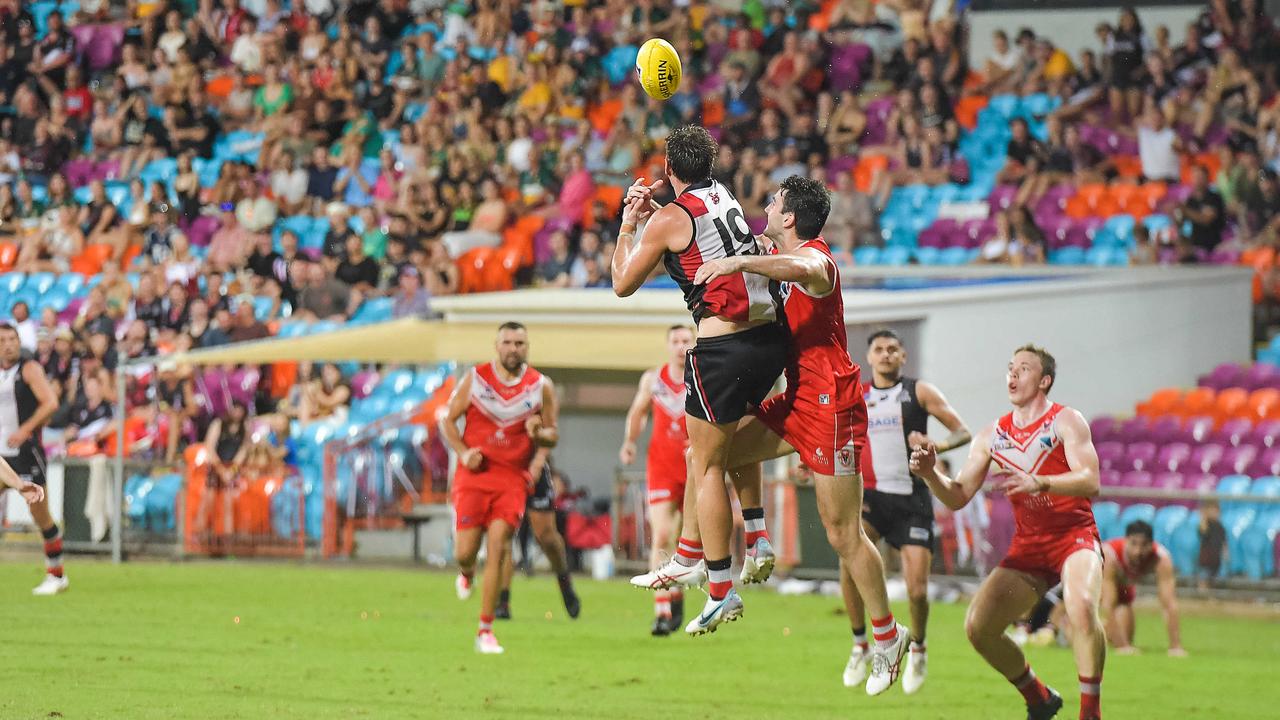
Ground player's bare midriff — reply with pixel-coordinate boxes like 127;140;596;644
697;315;770;339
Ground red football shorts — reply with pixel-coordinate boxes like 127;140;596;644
1114;582;1137;606
753;391;867;476
453;484;527;531
999;527;1102;589
646;471;686;506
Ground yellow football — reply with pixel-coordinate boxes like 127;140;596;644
635;38;682;100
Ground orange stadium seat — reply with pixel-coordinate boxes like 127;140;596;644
1214;388;1250;423
1064;195;1091;219
1249;389;1280;422
1180;387;1217;418
588;99;622;135
457;247;497;294
594;185;625;217
1137;182;1167;206
808;0;837;31
855;154;890;193
120;243;142;268
480;254;515;292
1108;182;1138;206
501;226;535;267
1123;194;1151;220
1113;155;1143;179
1092;194;1121;217
271;362;298;400
1137;387;1183;417
1076;183;1107;208
702;99;725;127
954;95;988;130
0;241;16;271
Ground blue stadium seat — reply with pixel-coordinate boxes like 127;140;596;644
252;296;276;322
1153;505;1190;548
853;246;880;265
938;247;970;265
986;94;1020;119
124;475;152;525
1102;215;1136;246
375;368;416;397
350;297;393;325
2;273;26;294
54;273;85;295
1238;508;1280;579
1085;246;1117;266
270;477;304;540
913;247;941;265
1092;501;1121;540
879;247;912;266
194;158;224;188
1168;511;1201;576
1224;504;1259;574
1115;503;1156;538
139;158;179;184
38;289;72;314
1217;474;1252;507
1143;214;1172;234
277;321;310;339
1249;476;1280;501
25;272;56;295
1049;247;1085;265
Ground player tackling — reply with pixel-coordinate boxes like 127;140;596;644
842;330;971;694
619;325;695;635
910;345;1105;719
442;322;562;654
628;175;911;694
612;125;788;633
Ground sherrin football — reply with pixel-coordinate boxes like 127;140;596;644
635;38;682;100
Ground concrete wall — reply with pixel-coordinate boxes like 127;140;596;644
967;6;1202;69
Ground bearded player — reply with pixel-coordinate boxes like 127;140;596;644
0;324;63;594
442;322;561;654
842;330;972;694
612;125;789;633
620;324;696;636
629;176;910;694
1100;520;1185;657
910;345;1105;719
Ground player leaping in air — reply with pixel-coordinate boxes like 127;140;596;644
910;345;1106;720
628;175;911;695
612;126;789;636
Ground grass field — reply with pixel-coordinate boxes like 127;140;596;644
2;559;1276;719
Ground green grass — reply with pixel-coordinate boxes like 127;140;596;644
1;560;1274;719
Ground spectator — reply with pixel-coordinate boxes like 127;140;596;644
295;259;354;321
1177;165;1226;254
159;282;191;335
228;301;269;344
536;231;573;288
131;273;164;331
10;300;35;351
1106;7;1148;120
1130;225;1158;266
998;117;1045;185
299;363;350;423
335;233;379;292
1137;104;1182;183
423;242;459;298
199;400;249;536
64;373;115;451
200;307;235;348
570;232;604;289
391;266;433;319
1197;499;1226;589
153;361;196;463
73;289;115;339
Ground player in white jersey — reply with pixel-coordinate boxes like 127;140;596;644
842;330;971;693
613;125;788;633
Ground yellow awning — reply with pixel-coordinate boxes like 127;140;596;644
150;317;667;371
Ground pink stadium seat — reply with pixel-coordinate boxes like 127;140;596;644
1148;416;1187;444
1090;416;1118;444
1124;442;1158;472
1214;419;1255;447
1188;443;1226;473
1250;420;1280;448
1120;470;1154;489
1100;469;1123;487
1211;445;1257;476
1157;442;1192;473
1117;416;1152;443
1185;415;1217;443
1096;441;1126;471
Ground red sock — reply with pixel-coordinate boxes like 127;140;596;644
870;614;898;648
478;614;494;635
675;537;703;563
1079;675;1101;719
1012;665;1051;705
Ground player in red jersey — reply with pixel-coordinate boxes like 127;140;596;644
629;176;910;694
910;345;1105;720
613;126;789;634
1100;520;1184;656
620;324;696;636
441;322;559;654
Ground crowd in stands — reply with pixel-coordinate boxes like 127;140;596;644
0;0;1277;492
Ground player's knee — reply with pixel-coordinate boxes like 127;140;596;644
964;609;997;646
823;517;858;553
1064;596;1099;632
907;582;928;607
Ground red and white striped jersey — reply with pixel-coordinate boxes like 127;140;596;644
647;363;688;481
454;362;545;491
988;403;1097;538
664;179;780;324
1106;537;1168;584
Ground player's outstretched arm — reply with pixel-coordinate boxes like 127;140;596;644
612;184;677;297
913;380;972;453
1156;554;1186;655
693;247;834;297
620;370;655;465
911;425;993;511
440;371;481;471
1005;408;1100;498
